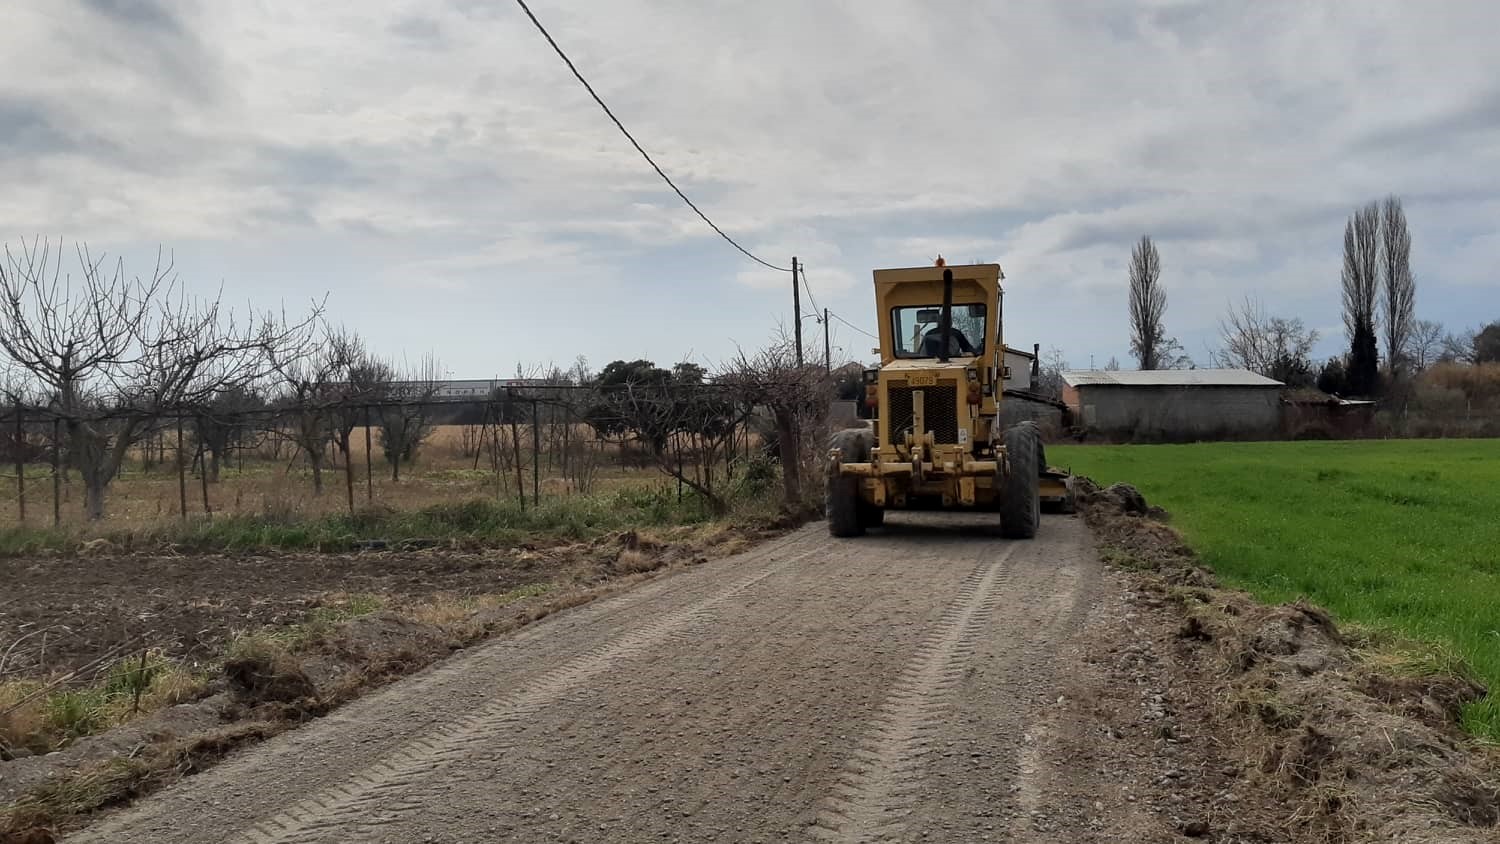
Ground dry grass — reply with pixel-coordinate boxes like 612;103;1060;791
0;682;47;757
0;425;684;533
0;653;211;758
405;584;554;632
613;548;660;574
2;721;283;836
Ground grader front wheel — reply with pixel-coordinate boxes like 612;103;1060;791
999;422;1041;539
827;429;871;538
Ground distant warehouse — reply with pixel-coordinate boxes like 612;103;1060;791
1062;369;1284;441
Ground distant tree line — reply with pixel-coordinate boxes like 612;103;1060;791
1126;195;1496;402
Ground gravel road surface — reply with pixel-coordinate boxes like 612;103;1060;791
68;513;1170;843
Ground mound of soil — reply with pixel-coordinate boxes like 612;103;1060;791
1076;476;1500;843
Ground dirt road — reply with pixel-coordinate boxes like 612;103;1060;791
67;513;1190;843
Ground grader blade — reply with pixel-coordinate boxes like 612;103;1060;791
1039;466;1076;514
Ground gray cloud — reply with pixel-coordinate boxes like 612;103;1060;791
0;97;73;154
80;0;184;33
1357;87;1500;154
74;0;224;104
0;0;1497;370
255;145;373;191
389;15;445;46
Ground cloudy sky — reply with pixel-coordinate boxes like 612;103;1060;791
2;0;1498;377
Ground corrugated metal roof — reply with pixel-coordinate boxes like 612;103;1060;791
1061;368;1283;388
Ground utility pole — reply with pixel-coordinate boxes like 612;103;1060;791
792;257;803;367
824;308;831;372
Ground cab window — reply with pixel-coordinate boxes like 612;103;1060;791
891;305;987;358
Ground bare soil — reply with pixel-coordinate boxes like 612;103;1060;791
0;536;683;680
24;513;1230;843
0;523;777;830
3;487;1495;843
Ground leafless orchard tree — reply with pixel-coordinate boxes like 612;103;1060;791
268;324;361;496
327;333;395;507
582;361;746;513
1380;195;1415;374
1212;297;1319;386
378;353;442;482
0;239;319;519
193;386;266;483
1341;202;1381;395
1406;319;1445;372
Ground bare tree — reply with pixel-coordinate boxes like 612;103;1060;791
1380;196;1415;374
0;239;317;519
193;386;265;482
1128;236;1168;370
270;325;357;496
1036;346;1069;399
378;353;441;482
1406;319;1444;371
720;333;832;513
1342;202;1381;395
583;359;746;513
1103;356;1121;372
1212;297;1319;386
1440;327;1478;364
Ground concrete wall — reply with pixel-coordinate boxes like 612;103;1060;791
829;399;860;429
1074;385;1280;441
999;395;1064;435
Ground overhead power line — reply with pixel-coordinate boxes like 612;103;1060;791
797;264;876;342
513;0;790;273
798;264;824;319
828;310;878;341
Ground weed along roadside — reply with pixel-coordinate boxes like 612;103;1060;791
1053;438;1500;740
0;499;795;837
1074;476;1500;841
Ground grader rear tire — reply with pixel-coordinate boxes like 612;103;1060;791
827;428;871;538
999;422;1041;539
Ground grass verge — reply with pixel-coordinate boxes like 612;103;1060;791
1052;439;1500;740
1079;477;1500;841
1;653;209;759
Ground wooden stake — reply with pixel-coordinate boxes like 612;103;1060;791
176;414;187;520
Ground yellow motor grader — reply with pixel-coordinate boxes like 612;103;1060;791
826;259;1067;538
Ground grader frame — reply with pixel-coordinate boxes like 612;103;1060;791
826;260;1048;538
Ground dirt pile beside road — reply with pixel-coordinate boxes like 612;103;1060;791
1078;478;1500;843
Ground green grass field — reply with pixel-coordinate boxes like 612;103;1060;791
1050;439;1500;740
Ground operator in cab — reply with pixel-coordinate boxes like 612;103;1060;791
920;324;978;357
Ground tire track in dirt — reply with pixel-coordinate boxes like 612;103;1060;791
228;546;821;844
808;544;1018;843
65;516;1122;843
897;520;1103;840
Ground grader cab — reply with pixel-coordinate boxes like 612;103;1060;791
826;259;1055;538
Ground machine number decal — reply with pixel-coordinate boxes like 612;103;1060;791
908;373;937;387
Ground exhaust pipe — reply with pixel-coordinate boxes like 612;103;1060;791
938;268;954;363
